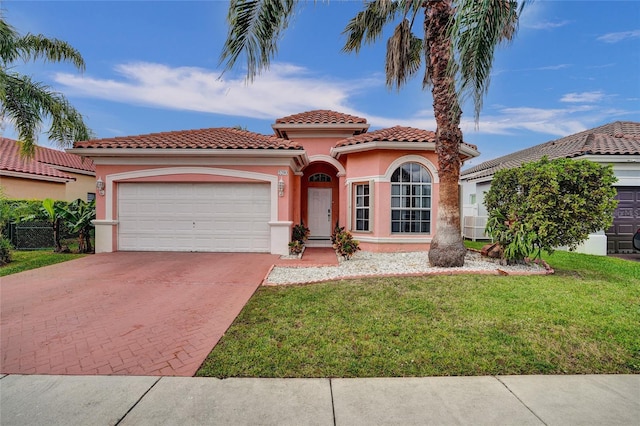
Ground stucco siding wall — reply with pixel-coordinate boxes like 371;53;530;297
65;173;96;201
0;176;66;200
344;150;440;250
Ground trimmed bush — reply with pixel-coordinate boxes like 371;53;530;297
484;157;617;263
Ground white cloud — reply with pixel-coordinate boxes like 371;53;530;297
597;29;640;43
524;20;571;30
54;62;370;121
51;61;629;146
560;91;605;103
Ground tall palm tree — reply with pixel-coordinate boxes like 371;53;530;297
0;16;91;158
221;0;527;267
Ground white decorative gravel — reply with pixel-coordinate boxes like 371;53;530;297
266;250;547;285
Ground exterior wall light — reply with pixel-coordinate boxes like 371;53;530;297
278;177;285;197
96;177;105;196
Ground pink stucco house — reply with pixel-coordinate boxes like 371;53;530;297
70;110;479;255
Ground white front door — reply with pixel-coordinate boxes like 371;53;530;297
308;188;332;238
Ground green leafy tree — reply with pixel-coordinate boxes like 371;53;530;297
221;0;528;267
0;15;92;158
484;157;618;263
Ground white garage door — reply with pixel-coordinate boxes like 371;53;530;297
118;183;270;252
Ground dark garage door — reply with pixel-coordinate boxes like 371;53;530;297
607;187;640;253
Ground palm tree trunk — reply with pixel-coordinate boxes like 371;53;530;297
425;0;467;267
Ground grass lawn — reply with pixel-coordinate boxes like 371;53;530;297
0;250;86;277
197;247;640;378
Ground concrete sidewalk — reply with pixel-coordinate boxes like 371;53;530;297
1;374;638;425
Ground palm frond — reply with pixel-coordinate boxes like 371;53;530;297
1;16;85;70
16;34;85;71
342;0;400;53
450;0;528;122
385;19;422;90
0;71;91;157
0;18;20;65
220;0;296;81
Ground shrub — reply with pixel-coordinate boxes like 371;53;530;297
291;222;310;243
288;240;304;255
333;228;360;260
331;222;345;245
0;234;12;265
484;157;618;263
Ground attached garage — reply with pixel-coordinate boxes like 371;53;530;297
118;182;271;252
607;186;640;253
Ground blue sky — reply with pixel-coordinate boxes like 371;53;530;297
3;1;639;166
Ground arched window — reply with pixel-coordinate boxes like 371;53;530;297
390;162;432;233
309;173;332;182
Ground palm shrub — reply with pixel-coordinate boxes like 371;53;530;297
484;157;618;263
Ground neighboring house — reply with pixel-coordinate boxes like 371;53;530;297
0;138;96;201
460;121;640;255
69;110;479;255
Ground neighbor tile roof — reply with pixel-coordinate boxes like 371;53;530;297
335;126;478;151
73;127;302;150
461;121;640;180
0;138;95;181
275;110;368;124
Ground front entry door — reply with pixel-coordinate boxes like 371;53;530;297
308;188;332;238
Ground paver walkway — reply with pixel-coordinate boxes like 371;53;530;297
0;252;277;376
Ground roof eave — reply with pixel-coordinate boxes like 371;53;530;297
0;170;74;183
68;147;304;157
330;141;479;160
272;122;370;138
331;141;437;159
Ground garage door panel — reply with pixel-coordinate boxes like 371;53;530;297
118;182;270;252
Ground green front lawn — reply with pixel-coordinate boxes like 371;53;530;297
197;249;640;378
0;250;86;277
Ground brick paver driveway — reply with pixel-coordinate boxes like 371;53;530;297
1;252;278;376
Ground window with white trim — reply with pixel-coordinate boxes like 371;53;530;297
390;162;432;233
354;183;370;231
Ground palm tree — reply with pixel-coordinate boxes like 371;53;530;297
221;0;527;267
0;15;91;158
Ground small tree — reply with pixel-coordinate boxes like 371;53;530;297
59;199;95;253
484;157;618;263
41;198;64;252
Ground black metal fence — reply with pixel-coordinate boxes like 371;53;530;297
5;221;78;250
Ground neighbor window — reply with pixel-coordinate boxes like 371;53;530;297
87;192;96;202
390;162;431;233
354;183;370;231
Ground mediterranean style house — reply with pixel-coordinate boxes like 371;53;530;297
0;138;96;201
461;121;640;255
69;110;479;255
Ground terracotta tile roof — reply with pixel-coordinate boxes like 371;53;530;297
0;138;95;181
461;121;640;180
335;126;478;151
275;110;367;124
73;127;302;150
